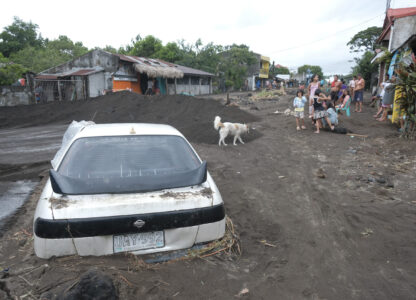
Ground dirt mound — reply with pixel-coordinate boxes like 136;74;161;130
0;91;261;144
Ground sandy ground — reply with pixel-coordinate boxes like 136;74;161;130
1;90;416;299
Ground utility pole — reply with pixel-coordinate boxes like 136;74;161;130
386;0;391;11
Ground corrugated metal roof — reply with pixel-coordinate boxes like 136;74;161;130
116;53;213;77
36;67;104;79
173;64;214;77
35;74;58;80
378;7;416;43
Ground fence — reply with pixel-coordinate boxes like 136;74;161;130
33;79;87;102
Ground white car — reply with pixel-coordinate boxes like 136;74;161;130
33;122;225;259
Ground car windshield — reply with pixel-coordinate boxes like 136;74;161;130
59;135;200;179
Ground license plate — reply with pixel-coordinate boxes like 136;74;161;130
113;231;164;253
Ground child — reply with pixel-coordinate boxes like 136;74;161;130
313;89;335;133
293;90;307;130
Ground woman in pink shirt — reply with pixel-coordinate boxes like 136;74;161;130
307;74;320;120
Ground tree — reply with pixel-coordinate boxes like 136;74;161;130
0;53;27;85
100;45;118;54
0;17;43;57
347;26;382;52
10;36;89;72
270;64;290;77
129;35;163;57
154;42;183;62
297;65;323;79
218;44;257;90
46;35;88;58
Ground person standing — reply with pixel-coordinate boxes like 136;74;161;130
349;76;356;100
307;74;320;120
330;75;341;105
354;74;365;112
293;90;307;130
145;78;154;95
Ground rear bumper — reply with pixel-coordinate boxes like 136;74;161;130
34;218;225;259
35;204;224;239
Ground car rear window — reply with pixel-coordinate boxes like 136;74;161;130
58;135;200;179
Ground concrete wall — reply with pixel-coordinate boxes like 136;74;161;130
88;72;105;97
391;15;416;51
41;49;119;74
0;88;32;106
167;83;211;95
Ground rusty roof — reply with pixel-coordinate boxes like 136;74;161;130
115;54;213;77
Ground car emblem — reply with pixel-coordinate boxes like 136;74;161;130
133;219;145;229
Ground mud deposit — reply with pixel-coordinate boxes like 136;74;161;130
0;91;261;145
0;91;416;299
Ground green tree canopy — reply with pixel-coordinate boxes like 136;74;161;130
0;53;27;85
154;42;183;62
297;65;323;79
129;35;163;58
218;44;257;90
347;26;382;52
0;17;43;57
10;36;89;72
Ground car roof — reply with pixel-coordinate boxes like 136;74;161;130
76;123;184;139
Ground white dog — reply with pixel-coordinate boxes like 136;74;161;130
214;116;249;146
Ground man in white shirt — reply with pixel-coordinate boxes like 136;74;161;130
349;76;356;99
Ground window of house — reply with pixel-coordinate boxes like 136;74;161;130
191;77;200;85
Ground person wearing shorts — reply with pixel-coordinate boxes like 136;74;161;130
293;90;307;131
353;74;365;112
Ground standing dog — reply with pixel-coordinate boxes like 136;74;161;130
214;116;249;146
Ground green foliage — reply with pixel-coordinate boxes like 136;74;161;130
297;65;323;78
155;42;183;62
218;44;257;90
394;50;416;138
0;53;27;85
270;65;290;77
10;36;89;73
0;17;43;57
98;45;118;54
347;26;382;52
351;51;377;89
46;35;88;58
129;35;163;58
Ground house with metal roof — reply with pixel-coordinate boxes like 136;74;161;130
35;49;214;101
373;7;416;87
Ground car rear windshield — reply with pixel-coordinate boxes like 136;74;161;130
58;135;200;180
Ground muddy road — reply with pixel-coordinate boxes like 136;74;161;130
0;91;415;299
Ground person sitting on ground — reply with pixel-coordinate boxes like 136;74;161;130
337;79;347;104
336;89;351;110
377;75;396;122
313;89;335;133
323;102;338;126
293;90;307;131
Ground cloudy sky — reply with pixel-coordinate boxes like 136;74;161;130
1;0;415;75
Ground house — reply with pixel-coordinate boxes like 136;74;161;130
35;49;214;101
373;7;416;86
246;54;270;90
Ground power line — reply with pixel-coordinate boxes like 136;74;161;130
269;13;385;54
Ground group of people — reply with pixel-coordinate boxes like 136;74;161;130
292;74;365;133
371;74;404;129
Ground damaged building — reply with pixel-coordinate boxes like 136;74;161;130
35;49;214;101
